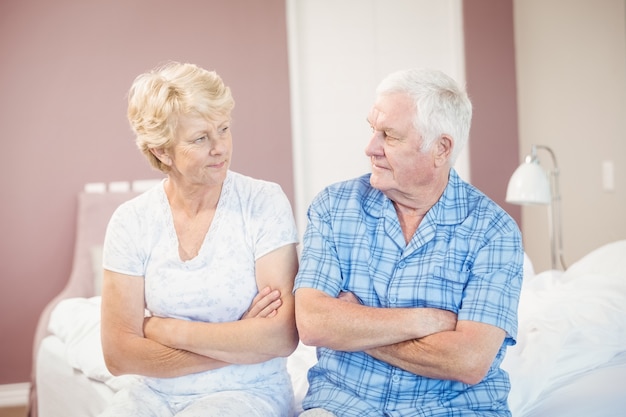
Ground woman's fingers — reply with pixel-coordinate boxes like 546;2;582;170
242;287;282;319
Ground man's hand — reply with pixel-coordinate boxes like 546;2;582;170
241;286;283;319
338;290;456;334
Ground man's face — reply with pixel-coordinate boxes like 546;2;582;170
365;92;437;199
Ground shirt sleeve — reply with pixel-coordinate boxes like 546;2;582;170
249;182;299;260
102;201;146;277
294;189;344;297
458;214;524;344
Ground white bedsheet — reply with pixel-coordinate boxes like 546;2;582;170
515;351;626;417
47;296;140;390
502;272;626;412
502;240;626;416
37;335;114;417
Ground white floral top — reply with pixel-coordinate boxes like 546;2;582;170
102;170;299;414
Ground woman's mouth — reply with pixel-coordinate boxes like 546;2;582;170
208;161;226;169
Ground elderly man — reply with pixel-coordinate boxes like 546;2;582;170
294;68;523;417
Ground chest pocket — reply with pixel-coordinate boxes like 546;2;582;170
425;266;469;311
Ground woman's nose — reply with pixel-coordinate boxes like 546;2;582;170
208;136;225;155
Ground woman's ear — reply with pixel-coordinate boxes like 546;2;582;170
150;147;172;167
434;135;453;167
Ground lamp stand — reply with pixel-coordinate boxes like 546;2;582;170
536;145;567;270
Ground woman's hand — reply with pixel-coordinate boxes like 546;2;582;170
139;245;299;364
241;286;283;319
338;290;362;304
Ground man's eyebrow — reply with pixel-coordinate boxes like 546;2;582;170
367;115;400;135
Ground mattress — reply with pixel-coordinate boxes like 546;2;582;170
37;335;114;417
519;351;626;416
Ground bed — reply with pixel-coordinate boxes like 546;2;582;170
29;183;626;416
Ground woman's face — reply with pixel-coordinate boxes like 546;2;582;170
162;113;233;187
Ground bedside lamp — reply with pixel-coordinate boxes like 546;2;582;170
506;145;567;270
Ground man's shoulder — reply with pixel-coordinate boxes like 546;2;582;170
322;173;373;197
308;174;384;220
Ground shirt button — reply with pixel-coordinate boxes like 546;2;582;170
392;375;400;383
389;296;397;304
398;261;406;268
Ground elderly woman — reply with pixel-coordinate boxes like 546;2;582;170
99;62;299;417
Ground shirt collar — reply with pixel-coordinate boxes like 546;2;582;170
363;169;468;226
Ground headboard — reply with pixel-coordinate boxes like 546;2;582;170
28;179;161;417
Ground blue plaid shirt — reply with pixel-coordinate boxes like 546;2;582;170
294;169;523;417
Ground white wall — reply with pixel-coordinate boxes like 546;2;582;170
514;0;626;271
286;0;468;234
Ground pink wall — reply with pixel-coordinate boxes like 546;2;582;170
0;0;293;384
464;0;521;224
0;0;521;385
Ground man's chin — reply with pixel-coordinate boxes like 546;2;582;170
369;175;388;191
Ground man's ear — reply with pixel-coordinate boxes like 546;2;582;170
150;147;172;167
434;135;453;167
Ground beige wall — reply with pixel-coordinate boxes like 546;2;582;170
514;0;626;271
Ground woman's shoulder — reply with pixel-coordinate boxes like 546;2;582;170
227;170;286;197
111;180;165;219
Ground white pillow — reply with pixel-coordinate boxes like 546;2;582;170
565;239;626;280
48;297;112;382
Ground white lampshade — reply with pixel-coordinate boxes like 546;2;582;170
506;161;551;205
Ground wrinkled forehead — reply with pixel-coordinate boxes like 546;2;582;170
175;112;231;135
368;92;415;131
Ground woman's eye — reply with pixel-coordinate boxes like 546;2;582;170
194;136;207;143
220;126;230;134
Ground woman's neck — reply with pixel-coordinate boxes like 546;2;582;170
164;177;222;217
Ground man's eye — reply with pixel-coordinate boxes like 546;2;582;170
194;136;207;143
220;126;230;134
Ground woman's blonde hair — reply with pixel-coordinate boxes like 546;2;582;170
127;61;235;172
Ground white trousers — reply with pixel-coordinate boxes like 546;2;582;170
97;381;287;417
